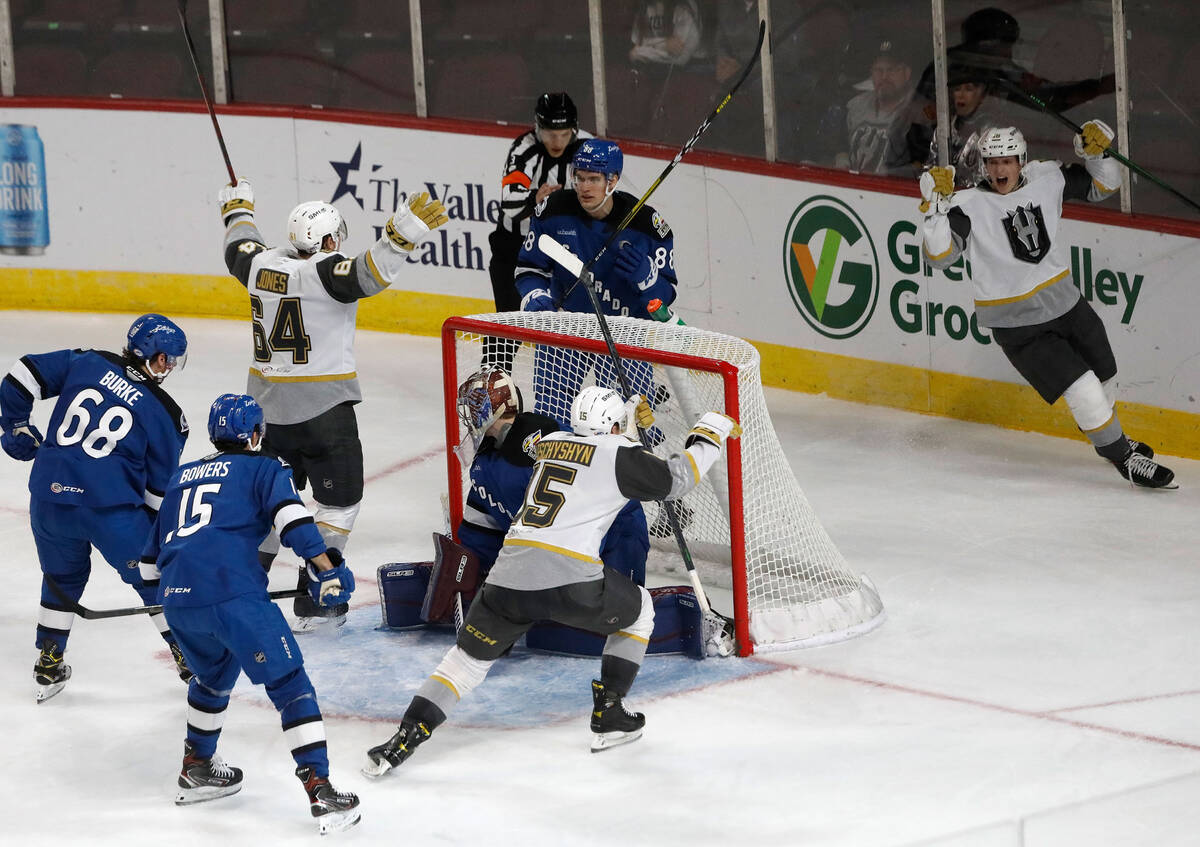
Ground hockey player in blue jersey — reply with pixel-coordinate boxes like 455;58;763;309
514;138;676;431
454;369;648;586
140;393;361;835
0;314;191;702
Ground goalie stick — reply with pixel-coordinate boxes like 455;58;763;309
176;0;238;185
555;20;766;306
43;573;303;620
538;233;736;657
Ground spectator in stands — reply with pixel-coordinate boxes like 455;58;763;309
625;1;707;134
914;7;1114;115
905;67;1007;181
837;39;915;175
706;0;766;155
774;1;855;165
714;0;758;84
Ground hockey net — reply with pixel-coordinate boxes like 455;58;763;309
441;313;884;655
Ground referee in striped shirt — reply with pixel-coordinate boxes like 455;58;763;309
486;92;592;370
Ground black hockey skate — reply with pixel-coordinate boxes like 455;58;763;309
1127;438;1154;460
296;766;361;835
362;720;432;779
175;741;243;805
590;680;645;753
1113;448;1176;489
34;640;71;704
169;640;194;682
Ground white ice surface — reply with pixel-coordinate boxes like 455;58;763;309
2;311;1199;847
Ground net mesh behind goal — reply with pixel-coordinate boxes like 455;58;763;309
441;313;884;653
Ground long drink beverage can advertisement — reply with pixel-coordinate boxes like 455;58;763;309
0;124;50;255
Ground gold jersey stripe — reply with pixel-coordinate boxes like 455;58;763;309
503;537;602;564
975;268;1069;307
249;368;357;383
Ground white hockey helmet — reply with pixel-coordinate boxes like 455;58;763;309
570;386;626;436
287;201;348;253
457;369;523;437
978;126;1027;166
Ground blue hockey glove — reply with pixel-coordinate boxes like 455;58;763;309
521;288;555;312
2;420;43;461
613;245;651;288
306;549;356;608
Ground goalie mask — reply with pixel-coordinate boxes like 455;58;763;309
570;386;626;436
287;201;348;254
457;369;523;438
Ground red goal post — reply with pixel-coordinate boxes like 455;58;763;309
441;313;884;656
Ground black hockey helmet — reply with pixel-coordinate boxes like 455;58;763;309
961;7;1019;46
535;92;578;131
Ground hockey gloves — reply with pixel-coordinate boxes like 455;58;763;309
918;166;955;215
685;412;741;450
218;178;255;226
1;420;42;461
613;245;656;291
306;549;356;608
1074;119;1114;159
385;191;449;252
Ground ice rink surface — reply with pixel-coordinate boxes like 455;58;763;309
2;311;1199;847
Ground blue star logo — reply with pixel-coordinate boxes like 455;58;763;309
329;143;363;208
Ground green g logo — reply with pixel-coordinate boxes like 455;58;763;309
783;196;879;339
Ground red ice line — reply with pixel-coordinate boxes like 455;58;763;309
797;665;1200;752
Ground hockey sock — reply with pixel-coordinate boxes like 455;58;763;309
151;612;172;638
1062;371;1125;451
186;679;231;760
266;669;329;777
600;586;653;696
411;645;495;722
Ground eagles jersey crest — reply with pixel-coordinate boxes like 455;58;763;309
1002;203;1051;264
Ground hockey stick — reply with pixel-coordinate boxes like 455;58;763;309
555;20;766;306
539;234;735;655
43;573;302;620
176;0;237;185
991;76;1200;215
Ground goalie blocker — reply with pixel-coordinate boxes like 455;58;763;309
377;535;707;657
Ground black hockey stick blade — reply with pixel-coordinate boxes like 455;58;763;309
557;20;766;305
43;573;303;620
992;76;1200;215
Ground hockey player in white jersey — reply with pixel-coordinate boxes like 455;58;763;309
363;387;740;775
218;178;450;629
920;122;1175;488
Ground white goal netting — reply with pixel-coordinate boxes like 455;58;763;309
443;313;884;653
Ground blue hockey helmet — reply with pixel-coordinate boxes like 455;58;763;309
126;313;187;381
571;139;623;179
208;393;265;449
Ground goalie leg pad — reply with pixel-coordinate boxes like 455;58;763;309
377;562;434;629
645;586;705;659
421;533;482;624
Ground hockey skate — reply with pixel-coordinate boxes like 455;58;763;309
175;741;243;805
1112;448;1176;489
590;680;644;752
296;766;361;835
362;720;432;779
34;640;71;703
293;579;348;632
169;640;194;682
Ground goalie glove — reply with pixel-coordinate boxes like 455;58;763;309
621;395;655;439
218;178;254;225
1074;119;1114;160
685;411;741;450
305;549;356;608
385;190;449;252
918;165;955;215
1;419;42;461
